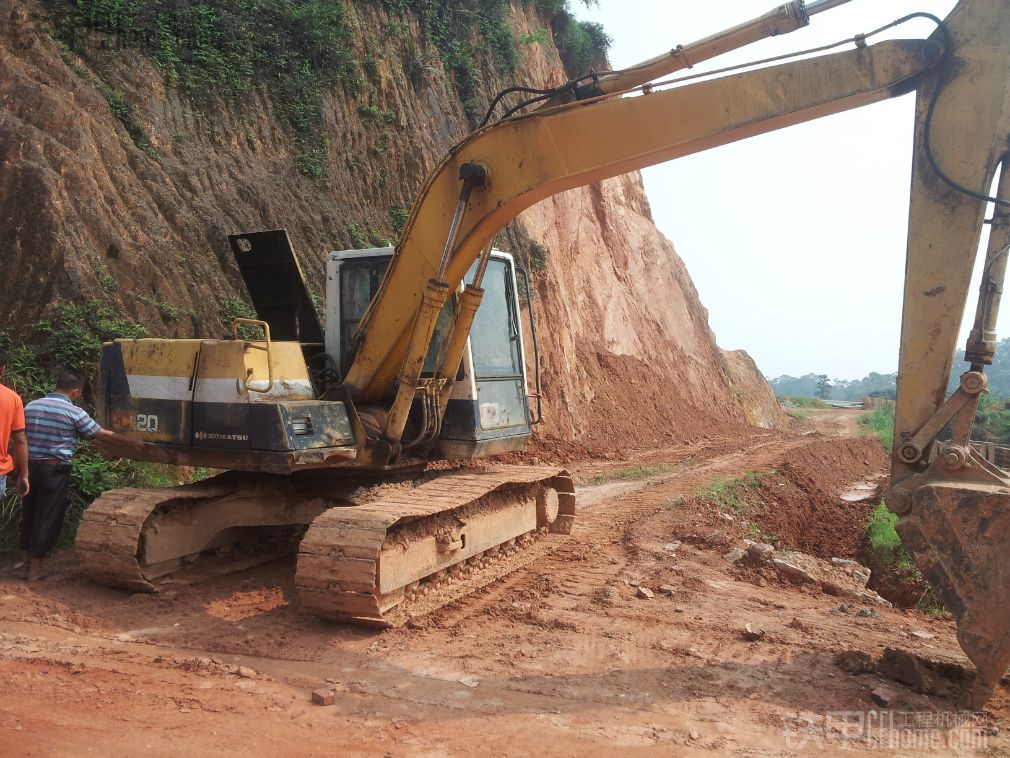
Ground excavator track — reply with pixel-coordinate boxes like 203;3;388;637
76;475;335;591
296;465;575;625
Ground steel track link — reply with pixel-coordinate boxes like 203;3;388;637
296;466;575;624
75;481;239;591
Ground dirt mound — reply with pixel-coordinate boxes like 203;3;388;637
746;437;888;560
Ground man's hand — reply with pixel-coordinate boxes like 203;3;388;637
96;428;150;453
15;473;29;498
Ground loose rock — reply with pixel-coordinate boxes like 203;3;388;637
870;687;897;707
834;649;876;675
311;689;335;706
746;542;775;563
877;648;953;697
663;542;681;553
637;587;655;599
741;623;765;642
724;549;746;564
237;667;256;679
658;585;676;596
772;559;815;584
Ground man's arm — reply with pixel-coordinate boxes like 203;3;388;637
11;429;28;496
74;409;147;453
95;427;147;452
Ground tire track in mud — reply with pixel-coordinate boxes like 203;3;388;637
413;434;806;631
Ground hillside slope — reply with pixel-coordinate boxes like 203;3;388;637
0;0;787;449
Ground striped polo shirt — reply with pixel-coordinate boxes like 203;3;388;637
24;393;102;462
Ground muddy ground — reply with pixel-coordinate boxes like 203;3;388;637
0;409;1005;757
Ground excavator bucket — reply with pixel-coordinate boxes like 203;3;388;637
894;457;1010;706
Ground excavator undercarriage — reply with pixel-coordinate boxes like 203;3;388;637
77;466;574;625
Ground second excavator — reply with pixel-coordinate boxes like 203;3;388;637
74;0;1010;704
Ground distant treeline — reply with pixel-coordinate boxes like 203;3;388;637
769;372;896;402
770;336;1010;401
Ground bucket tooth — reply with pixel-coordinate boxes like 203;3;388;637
897;481;1010;705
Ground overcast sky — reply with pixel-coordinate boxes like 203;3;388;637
568;0;994;380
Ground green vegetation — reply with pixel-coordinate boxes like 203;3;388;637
219;296;259;339
0;301;207;553
746;522;779;544
549;10;611;77
381;1;610;124
859;405;894;452
347;222;369;249
518;27;550;45
771;372;897;402
58;0;363;176
863;501;947;616
55;40;158;158
382;0;518;124
54;0;611;174
529;241;549;271
966;393;1010;444
97;83;158;159
865;502;917;573
586;463;677;486
815;374;832;400
694;472;765;513
358;104;398;125
779;396;828;409
389;206;410;239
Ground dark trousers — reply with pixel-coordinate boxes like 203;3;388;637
19;461;73;558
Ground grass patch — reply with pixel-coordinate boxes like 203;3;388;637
745;522;779;544
694;472;765;513
859;406;894;453
865;501;918;574
586;463;677;486
786;410;809;420
779;396;829;409
529;241;548;271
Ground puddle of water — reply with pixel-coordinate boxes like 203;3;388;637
114;625;180;641
840;478;882;502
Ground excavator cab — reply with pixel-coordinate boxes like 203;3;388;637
326;246;535;459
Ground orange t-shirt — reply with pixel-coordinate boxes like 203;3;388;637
0;385;26;475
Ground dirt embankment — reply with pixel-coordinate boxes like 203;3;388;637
744;436;889;560
0;1;784;449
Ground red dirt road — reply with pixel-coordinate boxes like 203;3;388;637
0;414;1003;756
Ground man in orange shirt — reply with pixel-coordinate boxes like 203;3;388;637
0;349;29;499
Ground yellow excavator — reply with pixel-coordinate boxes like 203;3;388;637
75;0;1010;705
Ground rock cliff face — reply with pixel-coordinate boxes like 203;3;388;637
719;349;792;431
0;0;784;450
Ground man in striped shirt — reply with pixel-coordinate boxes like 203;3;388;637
21;372;145;581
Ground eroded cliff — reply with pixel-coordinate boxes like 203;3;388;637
0;0;785;450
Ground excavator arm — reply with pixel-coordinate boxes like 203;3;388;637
341;0;1010;703
888;0;1010;707
343;33;942;428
